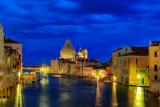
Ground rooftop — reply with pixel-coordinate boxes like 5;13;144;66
4;37;22;44
150;41;160;46
122;48;148;56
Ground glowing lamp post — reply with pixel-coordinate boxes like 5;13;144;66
18;72;21;83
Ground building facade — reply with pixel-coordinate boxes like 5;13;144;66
4;37;23;73
112;47;149;86
149;41;160;92
51;40;102;76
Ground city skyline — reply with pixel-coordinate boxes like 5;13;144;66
0;0;160;66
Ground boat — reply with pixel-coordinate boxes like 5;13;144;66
104;80;112;83
52;75;61;78
24;72;29;75
30;72;36;75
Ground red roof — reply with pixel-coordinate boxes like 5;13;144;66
131;47;148;51
151;42;160;46
4;37;22;44
122;48;148;56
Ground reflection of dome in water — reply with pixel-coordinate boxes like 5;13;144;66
60;40;76;60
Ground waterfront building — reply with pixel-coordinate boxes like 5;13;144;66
83;65;94;77
112;47;149;86
59;40;76;61
149;41;160;92
69;61;76;75
51;39;102;76
40;61;50;73
106;66;112;80
59;62;69;74
0;25;21;89
51;59;66;74
4;37;23;73
2;46;21;89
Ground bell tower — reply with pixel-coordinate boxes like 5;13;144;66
84;48;88;59
0;24;4;64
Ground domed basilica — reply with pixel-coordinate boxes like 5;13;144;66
59;40;88;61
60;40;76;61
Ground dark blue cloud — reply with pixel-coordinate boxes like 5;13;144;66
0;0;160;66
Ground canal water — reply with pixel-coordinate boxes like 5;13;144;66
0;74;159;107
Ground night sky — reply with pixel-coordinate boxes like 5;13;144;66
0;0;160;66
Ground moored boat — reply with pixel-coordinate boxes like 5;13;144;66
52;75;61;78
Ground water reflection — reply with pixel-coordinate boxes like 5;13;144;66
0;76;159;107
134;87;145;107
39;78;49;107
14;84;23;107
111;82;118;107
95;81;102;106
40;78;49;86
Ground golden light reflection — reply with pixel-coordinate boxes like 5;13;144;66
111;82;118;107
40;78;49;86
137;87;141;94
14;84;23;107
95;81;102;106
134;87;145;107
39;78;49;107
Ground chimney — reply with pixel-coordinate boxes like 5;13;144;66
149;41;151;46
123;46;124;49
5;37;8;40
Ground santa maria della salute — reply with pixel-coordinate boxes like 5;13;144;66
51;39;101;76
59;40;88;61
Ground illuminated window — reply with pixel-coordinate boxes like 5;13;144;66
154;51;157;57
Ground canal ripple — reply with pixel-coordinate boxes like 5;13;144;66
0;75;159;107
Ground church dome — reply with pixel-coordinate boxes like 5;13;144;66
77;51;84;58
60;40;76;60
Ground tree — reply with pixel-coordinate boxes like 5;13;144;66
103;57;112;67
137;69;148;77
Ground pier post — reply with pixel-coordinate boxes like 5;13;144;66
5;88;6;98
1;89;2;102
